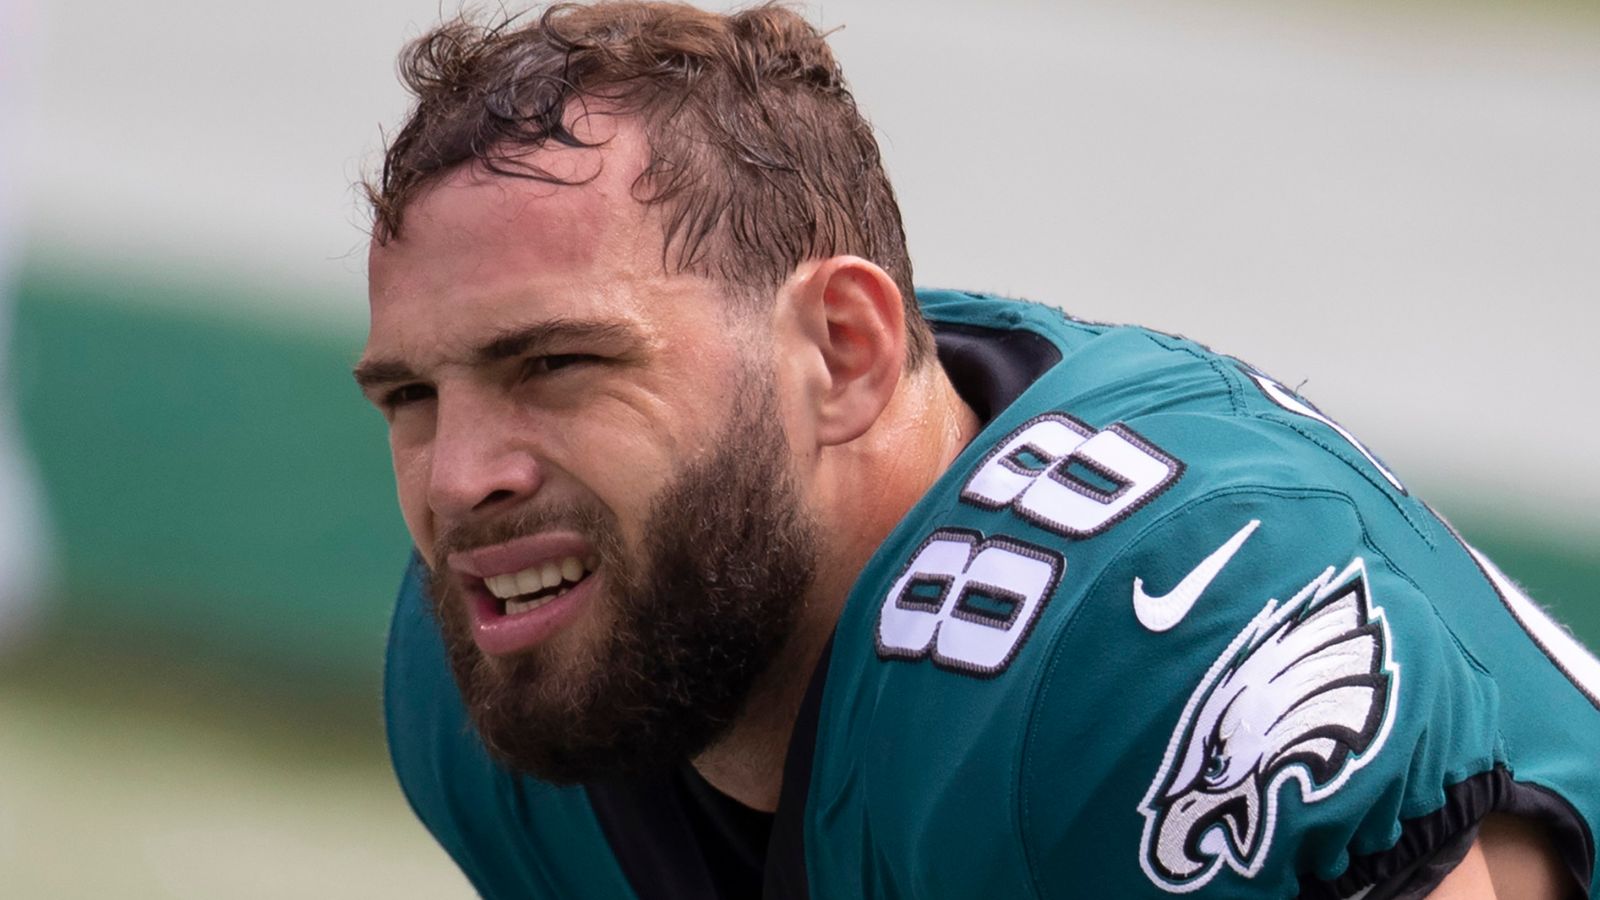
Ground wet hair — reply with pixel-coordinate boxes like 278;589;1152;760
367;1;933;366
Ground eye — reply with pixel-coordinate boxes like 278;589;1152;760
522;354;598;377
383;383;435;410
1201;742;1228;786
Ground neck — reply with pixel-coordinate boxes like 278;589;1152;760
692;362;981;811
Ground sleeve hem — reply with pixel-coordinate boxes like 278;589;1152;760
1299;765;1594;900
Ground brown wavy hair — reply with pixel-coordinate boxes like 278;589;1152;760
367;1;932;367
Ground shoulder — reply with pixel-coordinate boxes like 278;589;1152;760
814;292;1600;898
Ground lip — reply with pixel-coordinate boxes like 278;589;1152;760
447;531;593;578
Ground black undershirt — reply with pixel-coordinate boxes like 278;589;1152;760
676;764;773;898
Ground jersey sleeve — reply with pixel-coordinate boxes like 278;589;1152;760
1016;487;1589;899
383;554;639;900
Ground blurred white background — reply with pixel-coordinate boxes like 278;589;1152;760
18;0;1600;508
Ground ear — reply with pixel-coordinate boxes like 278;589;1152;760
781;256;908;447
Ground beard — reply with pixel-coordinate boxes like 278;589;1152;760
425;371;820;783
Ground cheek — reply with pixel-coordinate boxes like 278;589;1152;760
390;438;435;556
554;431;662;537
544;375;706;469
540;415;695;549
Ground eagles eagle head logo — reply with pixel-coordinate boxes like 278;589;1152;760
1137;559;1398;892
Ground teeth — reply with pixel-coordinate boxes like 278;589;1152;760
502;584;574;616
482;555;598;600
515;569;541;596
504;595;554;615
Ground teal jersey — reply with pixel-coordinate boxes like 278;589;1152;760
386;290;1600;899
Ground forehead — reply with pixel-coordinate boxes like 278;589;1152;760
370;111;655;289
368;113;721;363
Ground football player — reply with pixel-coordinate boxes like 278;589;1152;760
358;4;1600;897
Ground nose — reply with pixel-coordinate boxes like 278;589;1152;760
426;389;543;521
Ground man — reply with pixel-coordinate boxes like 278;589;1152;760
358;3;1600;897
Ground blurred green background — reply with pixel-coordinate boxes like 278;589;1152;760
3;0;1596;896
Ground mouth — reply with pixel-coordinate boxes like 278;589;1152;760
447;534;605;657
481;554;599;616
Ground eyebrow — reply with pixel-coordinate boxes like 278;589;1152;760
352;318;641;393
474;318;639;365
351;358;421;393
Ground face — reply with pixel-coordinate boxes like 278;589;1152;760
360;118;819;780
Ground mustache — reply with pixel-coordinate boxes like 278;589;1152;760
429;500;621;568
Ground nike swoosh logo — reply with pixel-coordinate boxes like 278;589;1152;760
1133;519;1261;632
